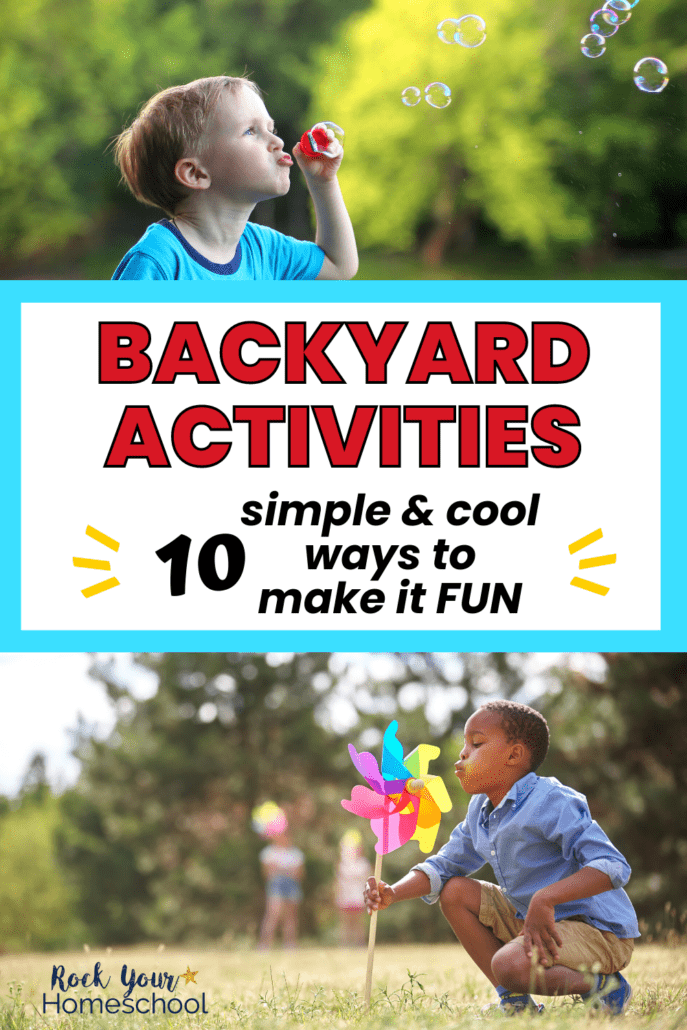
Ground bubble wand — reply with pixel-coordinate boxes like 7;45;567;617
299;121;345;160
341;720;452;1010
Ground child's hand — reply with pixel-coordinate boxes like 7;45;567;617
364;876;395;914
522;895;563;967
292;132;343;183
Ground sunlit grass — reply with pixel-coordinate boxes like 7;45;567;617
356;251;687;280
1;943;686;1030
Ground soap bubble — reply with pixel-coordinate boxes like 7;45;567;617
603;0;632;24
437;17;460;43
401;86;422;107
425;81;452;108
589;7;619;37
321;121;345;144
581;32;606;57
455;14;487;47
633;57;669;92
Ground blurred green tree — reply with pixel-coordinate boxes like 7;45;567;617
58;653;340;943
0;753;83;951
0;0;372;263
58;652;527;945
0;0;206;259
315;0;687;264
538;653;687;935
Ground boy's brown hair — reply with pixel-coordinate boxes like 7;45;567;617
113;75;261;216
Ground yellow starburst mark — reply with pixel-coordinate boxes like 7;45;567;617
567;527;617;597
180;967;199;985
73;525;121;597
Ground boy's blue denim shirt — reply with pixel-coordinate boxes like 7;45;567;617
412;772;640;939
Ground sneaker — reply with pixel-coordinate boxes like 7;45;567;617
502;997;545;1016
481;994;545;1016
586;973;632;1016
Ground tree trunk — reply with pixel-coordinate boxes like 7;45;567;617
420;162;474;268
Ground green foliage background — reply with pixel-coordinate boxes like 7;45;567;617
1;652;685;951
323;0;687;262
0;758;84;951
0;0;685;273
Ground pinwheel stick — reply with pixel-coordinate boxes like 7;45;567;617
364;852;383;1010
341;722;452;1010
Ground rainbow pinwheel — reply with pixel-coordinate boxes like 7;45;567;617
341;720;452;854
341;721;452;1009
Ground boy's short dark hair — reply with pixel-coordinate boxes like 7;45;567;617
480;699;549;771
113;75;261;216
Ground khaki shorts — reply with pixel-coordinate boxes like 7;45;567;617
478;881;634;974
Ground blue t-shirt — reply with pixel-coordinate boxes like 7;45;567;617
112;219;325;281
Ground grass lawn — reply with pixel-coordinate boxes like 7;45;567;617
355;252;687;281
1;942;686;1030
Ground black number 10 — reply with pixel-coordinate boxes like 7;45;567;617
156;534;246;596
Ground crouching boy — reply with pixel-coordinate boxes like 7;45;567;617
365;700;638;1015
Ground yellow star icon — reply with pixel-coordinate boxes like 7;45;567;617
180;966;198;985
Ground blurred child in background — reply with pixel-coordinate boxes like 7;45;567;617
253;802;304;950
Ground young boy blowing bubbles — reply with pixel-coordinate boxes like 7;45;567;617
364;700;638;1016
112;75;358;280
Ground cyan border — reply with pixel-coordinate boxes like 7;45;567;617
3;279;682;651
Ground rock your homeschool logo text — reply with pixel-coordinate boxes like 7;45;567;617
43;962;208;1015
